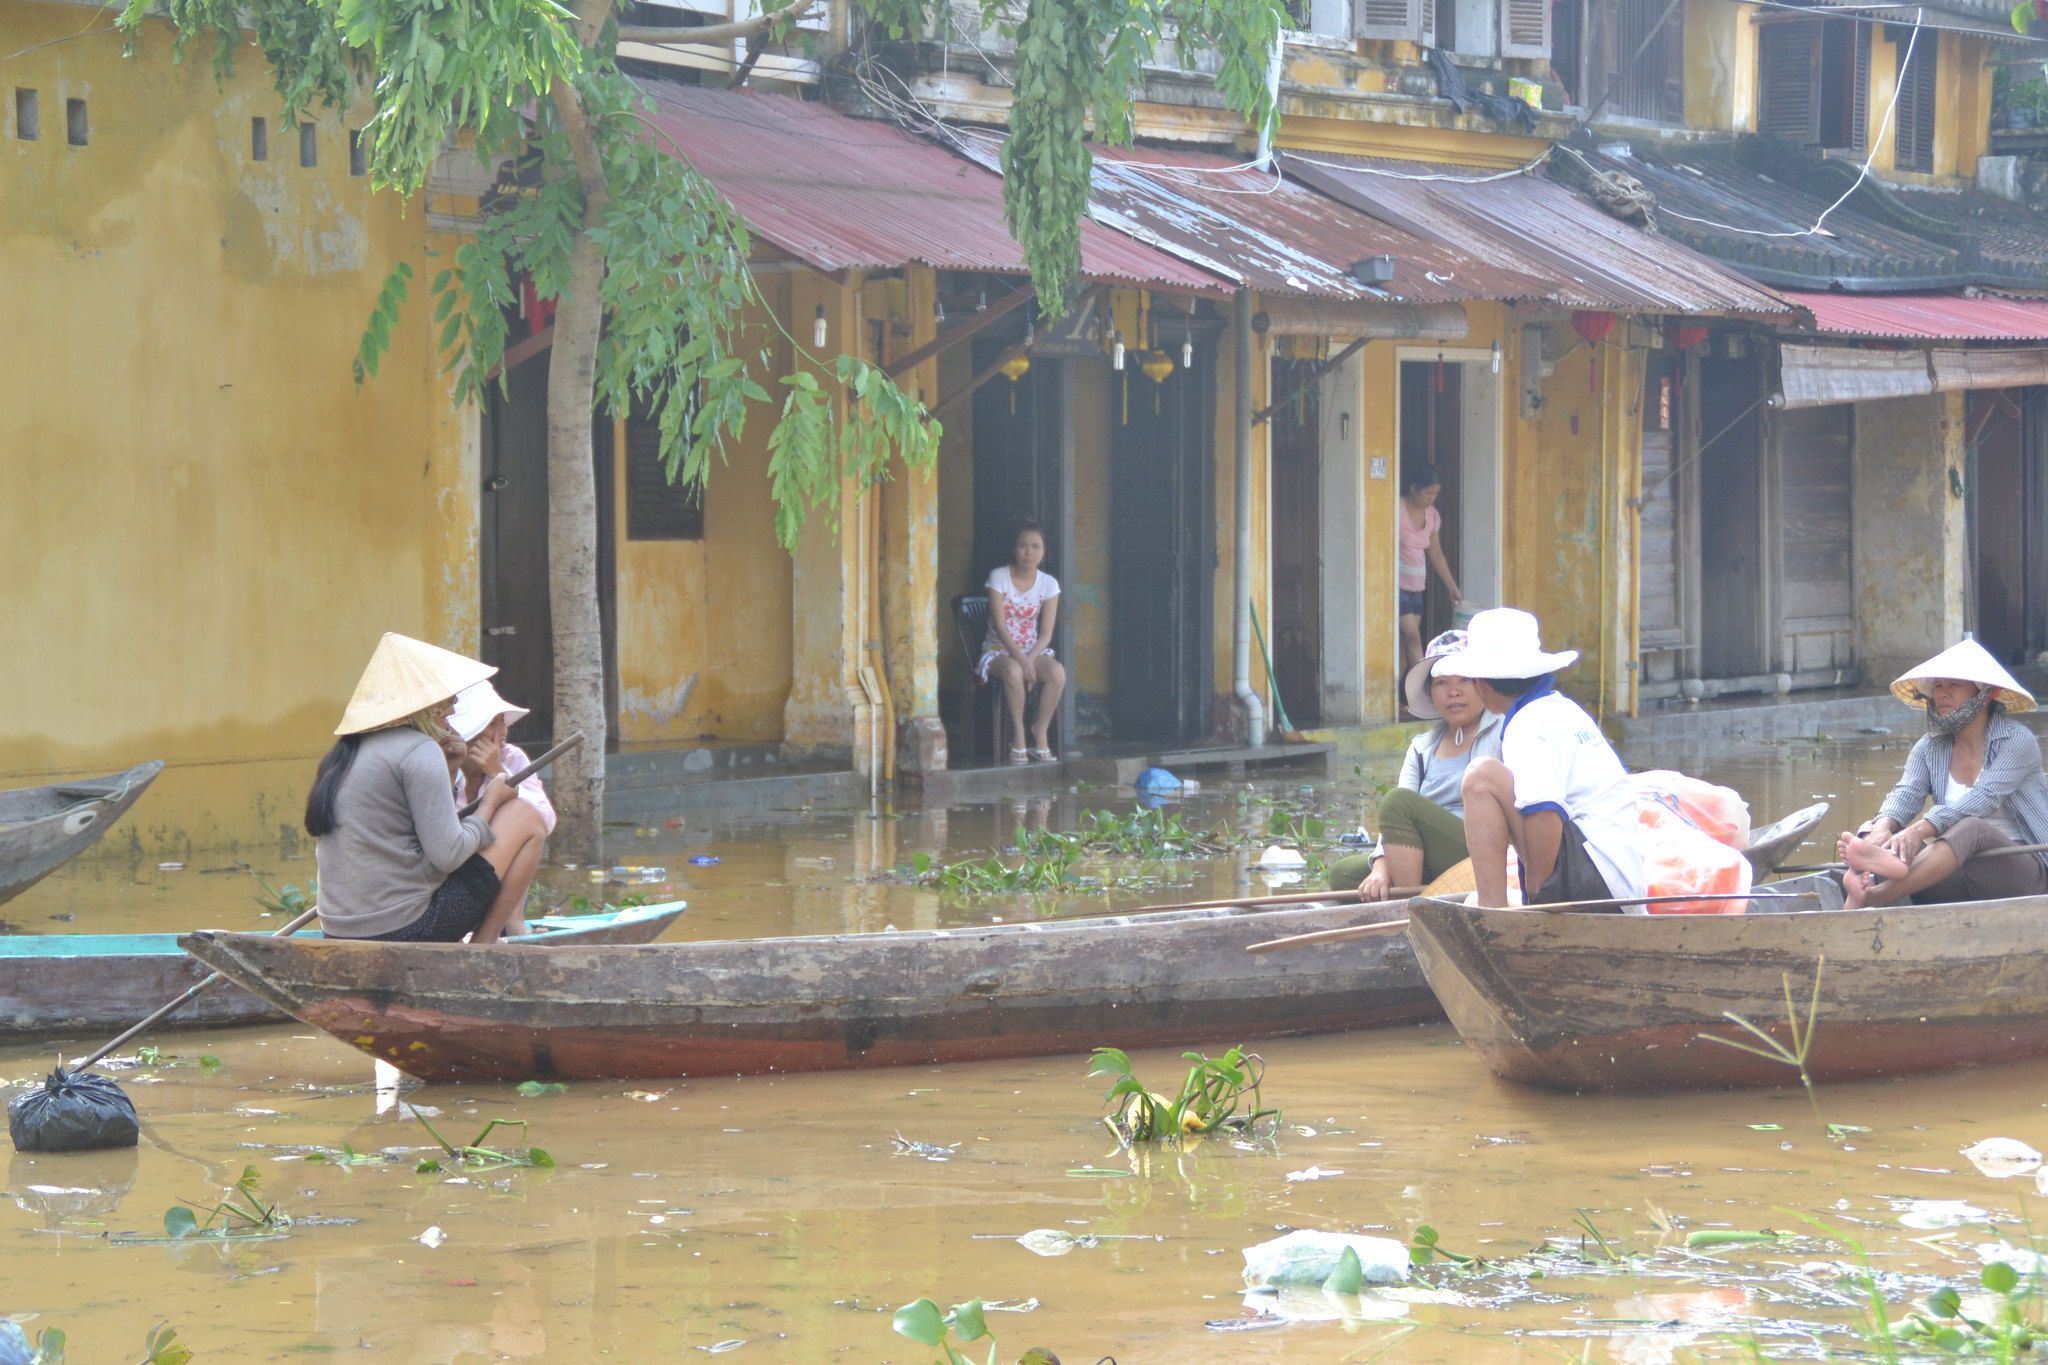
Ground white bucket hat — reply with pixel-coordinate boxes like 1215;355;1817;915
1432;607;1578;681
449;679;534;742
1892;638;2036;714
1405;629;1471;720
334;633;496;736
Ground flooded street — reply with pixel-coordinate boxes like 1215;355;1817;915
8;722;2048;1362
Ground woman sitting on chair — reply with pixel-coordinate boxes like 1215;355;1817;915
1838;639;2048;908
978;520;1065;764
1327;629;1501;898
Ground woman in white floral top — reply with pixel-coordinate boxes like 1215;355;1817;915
978;521;1064;763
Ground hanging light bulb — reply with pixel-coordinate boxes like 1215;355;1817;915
1182;337;1193;368
813;305;828;349
1112;331;1126;371
1491;339;1502;374
1339;412;1350;441
976;289;987;312
935;297;946;325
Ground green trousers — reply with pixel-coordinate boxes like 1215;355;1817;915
1326;787;1470;891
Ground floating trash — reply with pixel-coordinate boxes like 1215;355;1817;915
1017;1228;1099;1257
1284;1166;1344;1183
1896;1199;1988;1229
156;862;184;872
1242;1230;1409;1289
1962;1137;2043;1178
689;855;721;865
1256;845;1306;868
419;1225;446;1248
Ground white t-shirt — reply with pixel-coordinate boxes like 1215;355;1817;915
1500;689;1648;906
1945;772;2025;843
984;566;1060;655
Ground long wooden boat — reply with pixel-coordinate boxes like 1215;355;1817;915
176;898;1434;1083
0;761;165;907
1403;877;2048;1092
0;901;685;1042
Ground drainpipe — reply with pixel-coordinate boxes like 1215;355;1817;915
1254;34;1284;168
1233;288;1267;747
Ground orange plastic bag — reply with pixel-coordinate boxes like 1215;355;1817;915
1631;770;1751;849
1633;778;1753;914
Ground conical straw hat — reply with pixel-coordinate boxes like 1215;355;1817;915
1891;638;2035;714
335;633;497;735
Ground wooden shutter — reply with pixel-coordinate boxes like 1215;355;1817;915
1847;19;1870;152
1894;31;1936;172
1354;0;1433;44
1757;18;1821;143
1499;0;1551;59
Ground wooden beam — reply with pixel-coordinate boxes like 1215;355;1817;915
1250;335;1368;427
883;286;1033;380
927;287;1102;422
487;325;554;381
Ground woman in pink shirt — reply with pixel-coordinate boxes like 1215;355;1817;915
1398;465;1461;708
449;680;555;935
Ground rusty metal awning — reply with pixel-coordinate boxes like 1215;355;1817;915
630;81;1225;295
1286;152;1796;317
1783;291;2048;341
947;133;1537;305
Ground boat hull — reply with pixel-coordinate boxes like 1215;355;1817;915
0;761;165;907
1405;892;2048;1093
0;903;685;1041
178;900;1438;1083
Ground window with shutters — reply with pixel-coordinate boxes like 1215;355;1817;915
1893;28;1936;172
1758;14;1870;152
625;400;705;541
1553;0;1679;121
1352;0;1433;46
1497;0;1550;60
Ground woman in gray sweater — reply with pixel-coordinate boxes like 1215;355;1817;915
304;633;549;943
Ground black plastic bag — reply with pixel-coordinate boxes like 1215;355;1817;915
7;1070;139;1152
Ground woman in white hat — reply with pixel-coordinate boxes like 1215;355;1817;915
450;681;557;835
1836;639;2048;908
1327;629;1502;898
303;634;549;943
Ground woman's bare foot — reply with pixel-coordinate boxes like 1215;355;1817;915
1842;869;1873;909
1839;832;1909;880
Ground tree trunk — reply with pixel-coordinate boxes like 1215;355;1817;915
543;32;613;863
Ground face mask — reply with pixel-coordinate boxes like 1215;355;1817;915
1925;687;1990;735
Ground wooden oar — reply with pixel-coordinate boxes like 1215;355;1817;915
1245;888;1823;953
61;732;585;1075
1777;840;2048;875
1125;886;1423;914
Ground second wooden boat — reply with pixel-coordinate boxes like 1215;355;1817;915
1404;879;2048;1092
0;761;165;907
0;901;685;1042
177;898;1435;1083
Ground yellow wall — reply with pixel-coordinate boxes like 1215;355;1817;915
2;0;473;856
1069;365;1114;709
1685;0;1758;132
611;284;794;744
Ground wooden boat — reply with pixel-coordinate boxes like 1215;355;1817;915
0;761;165;907
0;901;685;1042
1741;801;1829;874
1403;876;2048;1092
176;897;1434;1083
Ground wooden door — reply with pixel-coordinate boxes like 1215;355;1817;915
479;351;618;748
1973;391;2029;663
1111;347;1214;744
1696;347;1767;679
1638;353;1683;658
1773;404;1854;672
1269;359;1323;729
1399;359;1463;641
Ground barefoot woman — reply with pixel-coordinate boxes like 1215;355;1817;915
1837;640;2048;909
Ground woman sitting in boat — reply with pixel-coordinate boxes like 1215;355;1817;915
304;633;548;944
1837;640;2048;909
448;679;556;937
1328;629;1501;899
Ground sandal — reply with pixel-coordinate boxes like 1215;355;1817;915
1030;748;1056;763
1008;748;1031;765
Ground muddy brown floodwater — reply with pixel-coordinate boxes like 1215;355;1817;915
8;721;2048;1363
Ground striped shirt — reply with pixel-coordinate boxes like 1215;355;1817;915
1876;714;2048;871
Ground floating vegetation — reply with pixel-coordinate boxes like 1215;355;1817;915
406;1105;555;1174
163;1165;289;1241
1089;1046;1277;1147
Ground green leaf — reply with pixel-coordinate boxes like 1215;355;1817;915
34;1327;64;1365
912;851;933;875
2015;0;2033;32
163;1206;199;1239
949;1299;990;1342
1983;1261;2021;1295
893;1299;949;1347
515;1080;567;1096
415;1158;442;1174
1413;1225;1440;1246
1684;1229;1788;1248
1323;1246;1364;1295
1931;1285;1965;1317
199;1055;221;1070
527;1147;555;1168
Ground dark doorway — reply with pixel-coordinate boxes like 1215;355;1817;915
1269;358;1324;728
1111;345;1214;744
1971;389;2031;663
1399;358;1464;642
479;351;619;749
1695;344;1767;679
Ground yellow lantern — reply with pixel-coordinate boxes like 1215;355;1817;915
1140;350;1174;414
1000;352;1031;413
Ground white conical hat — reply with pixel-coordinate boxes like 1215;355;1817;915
1891;638;2035;714
335;633;497;735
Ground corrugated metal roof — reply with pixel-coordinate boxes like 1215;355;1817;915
1287;152;1796;316
631;81;1224;294
1783;291;2048;340
948;135;1534;302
